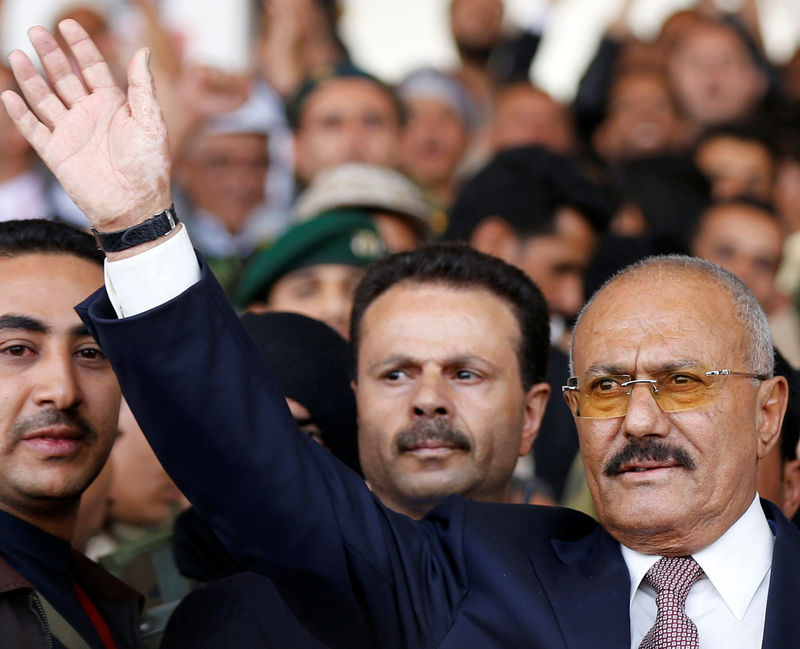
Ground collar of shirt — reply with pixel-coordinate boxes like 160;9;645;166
620;495;774;620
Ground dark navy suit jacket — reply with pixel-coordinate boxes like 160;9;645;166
77;261;800;649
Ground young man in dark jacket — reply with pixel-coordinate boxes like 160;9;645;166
0;220;140;649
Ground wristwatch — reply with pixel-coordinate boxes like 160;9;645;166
92;206;179;253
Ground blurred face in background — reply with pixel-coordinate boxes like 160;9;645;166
257;264;366;339
594;69;684;162
516;207;596;322
450;0;504;57
692;202;783;313
294;79;402;184
179;132;269;234
694;135;774;202
667;22;766;129
491;85;574;155
400;96;468;190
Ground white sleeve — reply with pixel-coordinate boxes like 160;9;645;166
103;225;201;318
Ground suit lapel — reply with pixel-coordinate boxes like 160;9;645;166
761;501;800;649
531;525;631;649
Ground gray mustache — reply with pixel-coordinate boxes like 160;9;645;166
603;437;697;476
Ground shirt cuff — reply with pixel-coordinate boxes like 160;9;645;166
104;225;201;318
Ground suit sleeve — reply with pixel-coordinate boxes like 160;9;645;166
76;258;468;649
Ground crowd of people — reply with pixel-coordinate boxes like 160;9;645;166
0;0;799;647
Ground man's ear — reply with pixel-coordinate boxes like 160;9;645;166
782;458;800;520
519;382;550;456
756;376;788;459
469;216;519;264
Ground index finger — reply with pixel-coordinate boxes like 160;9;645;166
26;25;88;108
57;19;117;91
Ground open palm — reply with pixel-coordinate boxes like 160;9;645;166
1;20;172;229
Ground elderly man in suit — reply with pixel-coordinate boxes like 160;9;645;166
564;255;789;647
3;20;796;649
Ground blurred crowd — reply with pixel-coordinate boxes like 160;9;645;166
2;0;800;644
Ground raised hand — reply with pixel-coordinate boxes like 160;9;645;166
0;20;172;231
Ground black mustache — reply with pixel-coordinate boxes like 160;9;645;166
394;418;470;453
603;437;696;476
11;408;97;444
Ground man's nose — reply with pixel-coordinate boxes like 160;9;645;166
32;351;82;411
411;371;452;418
620;381;669;439
343;120;369;156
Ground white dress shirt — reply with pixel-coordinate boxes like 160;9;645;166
622;495;773;649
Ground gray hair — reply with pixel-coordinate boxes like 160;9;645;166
569;255;774;377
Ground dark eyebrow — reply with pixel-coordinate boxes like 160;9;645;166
369;354;496;373
0;315;47;333
369;354;419;373
70;324;92;338
0;316;93;339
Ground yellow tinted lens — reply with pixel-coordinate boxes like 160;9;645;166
653;371;715;412
569;376;630;418
569;371;716;418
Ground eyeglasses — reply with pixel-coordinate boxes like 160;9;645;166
562;367;768;419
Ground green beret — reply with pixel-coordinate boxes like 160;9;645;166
234;210;385;308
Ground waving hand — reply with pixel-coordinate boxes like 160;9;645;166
0;20;172;231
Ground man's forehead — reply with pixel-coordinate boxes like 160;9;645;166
361;281;520;344
194;131;267;153
0;251;102;277
357;282;524;379
304;79;395;116
702;204;781;238
574;270;740;367
0;254;103;319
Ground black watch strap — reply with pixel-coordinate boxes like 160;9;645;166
92;206;179;253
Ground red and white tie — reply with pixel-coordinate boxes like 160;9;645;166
638;556;704;649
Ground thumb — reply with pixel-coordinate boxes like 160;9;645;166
127;48;164;129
